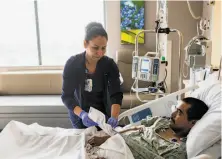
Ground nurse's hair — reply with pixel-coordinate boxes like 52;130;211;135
84;22;108;42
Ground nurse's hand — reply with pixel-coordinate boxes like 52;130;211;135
107;117;118;128
79;110;98;127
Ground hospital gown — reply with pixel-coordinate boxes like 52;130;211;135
121;116;187;159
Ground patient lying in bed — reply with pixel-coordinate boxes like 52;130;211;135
87;97;209;159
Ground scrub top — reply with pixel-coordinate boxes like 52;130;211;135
82;69;105;114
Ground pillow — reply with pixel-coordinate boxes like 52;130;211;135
186;73;221;158
196;140;221;159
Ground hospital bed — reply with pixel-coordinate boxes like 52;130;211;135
120;71;221;159
0;72;221;159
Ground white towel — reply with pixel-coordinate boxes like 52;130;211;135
88;107;117;136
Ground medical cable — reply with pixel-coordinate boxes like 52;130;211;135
183;62;189;78
122;79;137;125
130;79;137;110
187;0;208;37
199;18;206;35
163;68;168;92
119;74;137;125
197;22;200;36
187;0;201;20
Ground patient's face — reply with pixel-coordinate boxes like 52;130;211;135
170;102;193;137
84;36;107;62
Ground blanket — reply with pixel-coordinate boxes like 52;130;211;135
0;120;134;159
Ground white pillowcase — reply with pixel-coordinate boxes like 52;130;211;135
186;73;221;158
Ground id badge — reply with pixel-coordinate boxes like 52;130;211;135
84;79;93;92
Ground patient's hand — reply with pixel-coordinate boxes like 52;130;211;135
88;136;110;146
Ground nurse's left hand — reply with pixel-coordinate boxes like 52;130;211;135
107;117;118;128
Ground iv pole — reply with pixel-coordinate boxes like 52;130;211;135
133;0;184;102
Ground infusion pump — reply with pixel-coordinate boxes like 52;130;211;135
132;56;160;82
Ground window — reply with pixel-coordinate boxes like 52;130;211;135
0;0;39;66
0;0;104;67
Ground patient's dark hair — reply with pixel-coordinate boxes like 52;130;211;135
182;97;208;121
84;22;108;42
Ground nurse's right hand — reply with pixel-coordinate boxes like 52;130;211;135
79;110;98;127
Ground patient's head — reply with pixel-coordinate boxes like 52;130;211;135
170;97;208;137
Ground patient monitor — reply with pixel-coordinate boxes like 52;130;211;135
132;55;160;82
184;35;212;68
184;35;213;85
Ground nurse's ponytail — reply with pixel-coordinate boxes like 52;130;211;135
84;22;108;42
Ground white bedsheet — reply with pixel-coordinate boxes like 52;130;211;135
0;121;134;159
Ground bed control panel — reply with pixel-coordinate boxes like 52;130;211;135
131;108;152;123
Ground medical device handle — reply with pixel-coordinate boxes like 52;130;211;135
134;30;156;57
170;29;184;99
134;30;159;103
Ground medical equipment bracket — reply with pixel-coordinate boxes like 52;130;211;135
133;29;183;102
155;20;171;34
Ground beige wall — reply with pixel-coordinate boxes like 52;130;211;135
105;1;203;92
211;0;221;68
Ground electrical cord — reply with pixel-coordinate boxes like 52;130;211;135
164;68;168;92
199;18;206;35
197;22;200;35
121;79;137;126
130;79;137;110
157;68;168;93
163;68;167;82
187;0;207;36
187;0;201;20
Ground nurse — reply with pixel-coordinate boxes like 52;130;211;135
61;22;123;129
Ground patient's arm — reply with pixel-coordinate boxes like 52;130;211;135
88;126;143;146
88;136;110;146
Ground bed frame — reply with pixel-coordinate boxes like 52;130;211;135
118;85;199;125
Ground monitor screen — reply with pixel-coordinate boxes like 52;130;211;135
141;59;150;73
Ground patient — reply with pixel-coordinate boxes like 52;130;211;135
88;97;209;159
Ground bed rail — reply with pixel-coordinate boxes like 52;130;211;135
118;85;199;125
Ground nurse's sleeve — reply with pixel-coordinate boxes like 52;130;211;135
107;59;123;106
61;56;79;111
